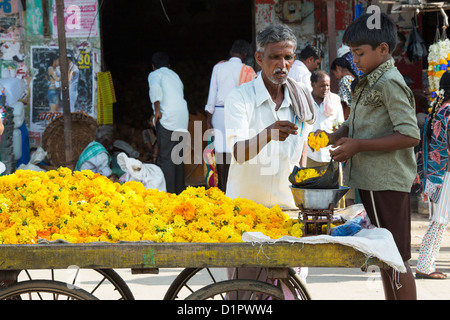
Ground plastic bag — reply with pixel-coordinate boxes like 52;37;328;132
331;206;375;236
288;159;339;189
203;136;218;188
0;77;25;105
117;152;166;191
17;146;47;172
331;216;364;237
407;17;427;61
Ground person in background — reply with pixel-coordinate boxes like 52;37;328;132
46;54;61;112
337;44;359;77
288;44;323;92
330;57;358;120
67;55;79;112
319;12;420;300
0;108;4;135
307;70;345;207
415;71;450;280
205;40;256;192
148;52;189;194
75;125;119;182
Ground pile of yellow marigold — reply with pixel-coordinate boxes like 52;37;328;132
0;168;303;244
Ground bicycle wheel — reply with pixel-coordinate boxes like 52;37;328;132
0;280;98;300
185;279;285;300
19;268;134;300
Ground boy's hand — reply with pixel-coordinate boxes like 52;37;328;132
330;137;360;162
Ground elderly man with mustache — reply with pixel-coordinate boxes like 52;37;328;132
224;24;315;209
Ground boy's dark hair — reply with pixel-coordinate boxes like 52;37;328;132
342;12;398;53
310;70;329;83
152;52;170;69
299;44;324;61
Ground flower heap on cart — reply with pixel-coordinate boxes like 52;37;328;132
0;168;303;244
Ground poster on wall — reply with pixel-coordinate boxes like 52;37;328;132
0;0;20;40
29;46;94;146
51;0;99;38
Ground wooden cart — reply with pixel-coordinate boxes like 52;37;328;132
0;241;386;300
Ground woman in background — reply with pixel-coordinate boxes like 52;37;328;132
415;71;450;279
330;57;358;119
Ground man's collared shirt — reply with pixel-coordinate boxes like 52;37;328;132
225;75;312;209
205;57;246;153
205;57;244;114
288;60;312;92
343;58;420;192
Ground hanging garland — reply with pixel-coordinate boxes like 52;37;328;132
428;25;450;104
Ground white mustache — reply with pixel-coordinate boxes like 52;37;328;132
273;68;288;75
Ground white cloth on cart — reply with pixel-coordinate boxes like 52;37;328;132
242;227;406;273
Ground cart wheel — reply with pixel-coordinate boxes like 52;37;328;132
93;269;134;300
19;268;134;300
185;279;285;300
163;267;204;299
0;280;98;300
282;269;311;300
164;267;310;300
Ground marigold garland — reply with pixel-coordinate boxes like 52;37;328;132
0;168;303;244
428;38;450;103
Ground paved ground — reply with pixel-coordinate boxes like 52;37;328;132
304;211;450;300
113;210;450;300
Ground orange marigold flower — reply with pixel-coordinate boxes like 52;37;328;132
173;202;196;222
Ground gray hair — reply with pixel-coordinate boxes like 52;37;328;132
256;24;297;54
96;125;114;143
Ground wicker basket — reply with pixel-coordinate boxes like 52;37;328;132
42;112;98;168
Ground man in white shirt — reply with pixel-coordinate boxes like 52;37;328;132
307;70;344;164
205;40;256;192
225;24;315;209
307;70;345;207
288;44;323;92
148;52;189;194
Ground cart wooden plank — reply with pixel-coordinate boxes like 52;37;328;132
0;242;384;270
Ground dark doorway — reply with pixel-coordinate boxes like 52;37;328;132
100;0;254;154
